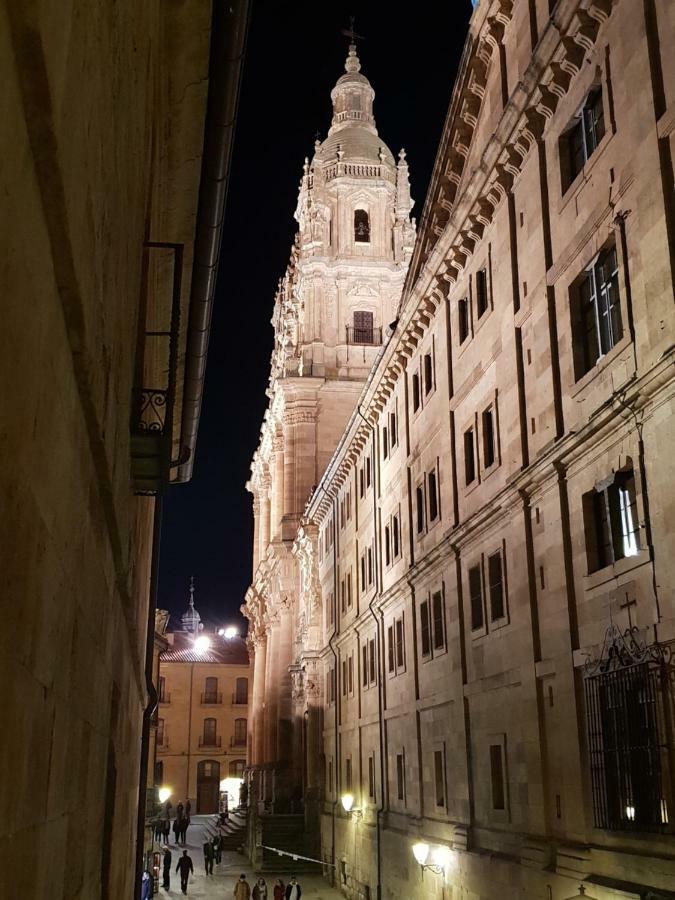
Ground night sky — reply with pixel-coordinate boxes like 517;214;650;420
157;1;473;628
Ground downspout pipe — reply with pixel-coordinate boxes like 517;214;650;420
176;0;251;482
134;496;163;899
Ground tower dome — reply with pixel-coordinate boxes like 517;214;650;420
181;576;202;634
315;44;395;166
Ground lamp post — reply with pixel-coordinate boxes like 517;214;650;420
341;793;363;819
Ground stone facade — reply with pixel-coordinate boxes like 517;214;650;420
243;42;415;820
0;1;246;896
244;1;675;898
157;591;252;813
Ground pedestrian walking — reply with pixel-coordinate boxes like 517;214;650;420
203;839;214;875
176;849;194;895
162;847;172;890
162;819;170;846
252;876;268;900
234;873;251;900
176;801;184;822
153;817;163;842
212;833;222;864
285;876;302;900
273;879;285;900
179;815;189;845
141;870;152;900
172;817;181;845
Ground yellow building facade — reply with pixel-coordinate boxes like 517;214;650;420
158;591;251;814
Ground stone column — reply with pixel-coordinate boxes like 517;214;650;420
283;414;296;525
303;662;323;853
271;434;284;541
259;477;271;561
263;619;280;801
251;633;267;766
252;497;260;575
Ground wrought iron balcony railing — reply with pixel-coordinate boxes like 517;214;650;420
201;692;223;705
345;326;382;346
199;735;222;748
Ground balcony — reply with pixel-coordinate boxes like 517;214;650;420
201;692;223;705
232;693;249;706
199;735;222;749
345;325;382;346
230;735;247;748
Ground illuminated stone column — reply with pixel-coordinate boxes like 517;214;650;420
258;474;271;561
250;632;267;766
271;432;284;542
251;497;260;574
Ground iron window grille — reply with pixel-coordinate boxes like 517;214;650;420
584;625;672;832
573;244;623;379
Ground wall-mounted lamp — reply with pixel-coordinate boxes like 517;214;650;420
412;842;453;876
158;786;172;804
341;793;363;818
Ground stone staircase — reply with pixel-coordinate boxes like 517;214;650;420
202;809;247;853
259;814;322;875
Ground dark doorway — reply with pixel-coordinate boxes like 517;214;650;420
197;759;220;813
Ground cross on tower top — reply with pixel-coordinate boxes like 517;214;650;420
341;16;365;46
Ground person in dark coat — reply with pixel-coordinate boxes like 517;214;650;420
172;817;181;844
162;848;172;890
203;839;214;875
284;876;301;900
176;850;194;895
153;817;163;843
179;815;189;846
162;819;170;845
176;802;184;822
211;834;223;866
185;799;192;819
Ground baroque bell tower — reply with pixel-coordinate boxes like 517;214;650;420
244;40;414;817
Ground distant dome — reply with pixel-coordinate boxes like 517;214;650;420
317;128;395;166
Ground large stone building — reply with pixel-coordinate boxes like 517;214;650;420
0;1;248;896
157;584;251;813
244;1;675;899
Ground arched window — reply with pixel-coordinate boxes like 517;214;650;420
354;209;370;243
352;310;374;344
234;718;247;746
229;759;246;777
235;677;248;705
203;676;219;704
202;718;217;746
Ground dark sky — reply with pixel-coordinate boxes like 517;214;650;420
158;1;472;627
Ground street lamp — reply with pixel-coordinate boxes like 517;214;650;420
158;786;172;804
341;793;362;819
412;841;453;876
194;635;211;654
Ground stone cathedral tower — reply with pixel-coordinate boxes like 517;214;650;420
244;42;414;822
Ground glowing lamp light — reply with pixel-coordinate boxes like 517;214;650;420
412;842;430;866
194;635;211;654
224;626;238;639
431;845;452;870
341;793;355;813
158;787;172;804
625;805;636;821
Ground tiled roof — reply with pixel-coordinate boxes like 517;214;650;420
160;632;249;665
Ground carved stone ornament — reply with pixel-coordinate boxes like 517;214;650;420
583;623;672;677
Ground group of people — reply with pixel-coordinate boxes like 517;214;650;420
234;874;302;900
153;798;191;848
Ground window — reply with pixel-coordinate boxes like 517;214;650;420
428;469;439;522
416;485;425;534
482;407;496;469
490;744;506;810
366;456;372;488
345;757;353;791
469;564;484;631
363;638;377;689
204;677;219;704
385;525;391;566
382;425;389;459
327;758;334;795
360;555;366;591
563;88;605;187
367;546;373;585
327;667;336;704
354;208;370;242
392;513;400;559
420;591;445;658
154;760;164;784
203;718;217;746
476;268;489;318
347;571;353;607
328;591;335;627
584;662;667;831
412;372;421;412
342;659;348;697
368;756;376;799
157;718;165;746
396;753;405;802
158;676;166;703
362;644;369;688
585;467;640;571
387;615;405;676
464;427;476;485
432;590;445;651
488;552;505;622
235;678;248;705
233;718;247;745
572;244;623;379
351;310;375;345
230;759;246;777
434;749;445;807
389;409;398;448
458;297;469;344
424;352;434;395
348;654;354;695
